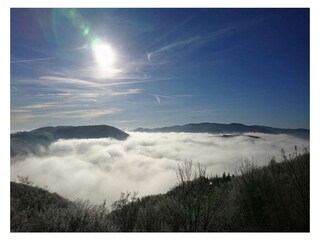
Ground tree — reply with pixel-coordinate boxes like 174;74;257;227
161;159;224;231
110;191;140;231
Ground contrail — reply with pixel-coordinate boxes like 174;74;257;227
146;26;233;62
11;57;56;64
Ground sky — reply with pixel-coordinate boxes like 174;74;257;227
10;8;310;132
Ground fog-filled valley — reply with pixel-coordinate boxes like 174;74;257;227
9;8;311;233
11;131;309;206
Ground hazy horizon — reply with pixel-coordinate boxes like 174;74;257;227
10;120;311;134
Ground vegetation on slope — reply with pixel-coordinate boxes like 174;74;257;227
11;125;129;158
11;177;115;232
11;149;309;232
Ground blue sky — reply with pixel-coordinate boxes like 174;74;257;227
10;8;309;131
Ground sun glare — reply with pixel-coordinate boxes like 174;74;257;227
93;42;115;67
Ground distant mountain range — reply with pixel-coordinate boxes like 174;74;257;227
11;122;309;158
134;122;309;139
11;125;129;158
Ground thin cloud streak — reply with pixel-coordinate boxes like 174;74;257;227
19;75;172;89
147;27;233;62
24;103;58;109
11;57;56;64
11;108;121;123
39;76;105;89
101;78;173;87
149;93;197;104
11;109;31;113
153;95;161;104
147;36;200;62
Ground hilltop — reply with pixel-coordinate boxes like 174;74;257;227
11;125;129;157
134;122;309;139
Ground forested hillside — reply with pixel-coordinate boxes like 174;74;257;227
11;125;129;158
11;150;309;232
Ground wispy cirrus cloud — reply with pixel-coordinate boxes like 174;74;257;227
153;95;161;104
24;103;59;109
39;76;104;89
10;57;56;64
147;36;200;62
12;102;85;111
147;27;233;62
10;109;31;113
150;93;197;104
11;108;120;122
19;75;170;90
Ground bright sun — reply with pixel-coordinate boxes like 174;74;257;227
93;42;115;67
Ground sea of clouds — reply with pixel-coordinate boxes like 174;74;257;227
11;132;309;206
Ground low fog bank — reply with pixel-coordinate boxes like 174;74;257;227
11;132;309;206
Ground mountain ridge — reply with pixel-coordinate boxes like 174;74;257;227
11;125;129;158
134;122;309;139
11;122;309;158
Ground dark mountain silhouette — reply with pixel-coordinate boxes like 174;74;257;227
11;125;129;158
33;125;129;140
134;122;309;139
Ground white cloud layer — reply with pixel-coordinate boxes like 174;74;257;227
11;132;309;206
